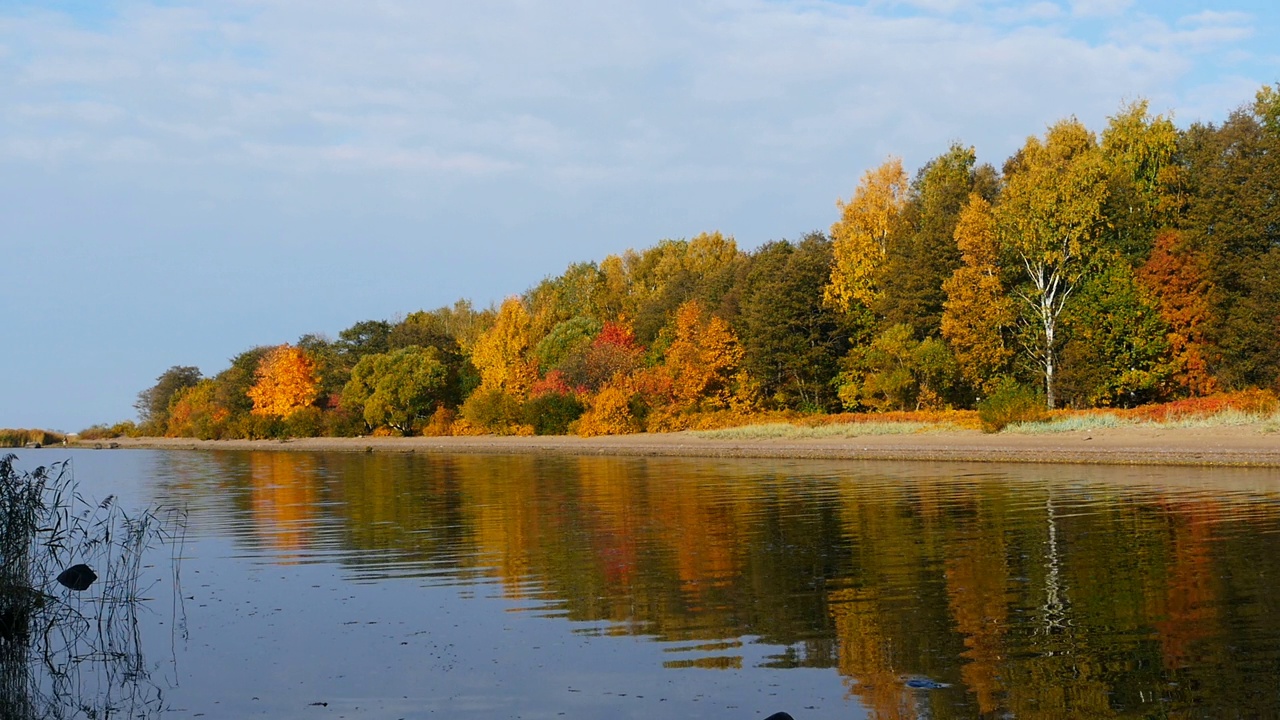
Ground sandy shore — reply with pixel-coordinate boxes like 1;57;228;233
78;423;1280;467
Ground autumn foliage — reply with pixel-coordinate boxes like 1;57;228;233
126;85;1280;438
247;345;320;418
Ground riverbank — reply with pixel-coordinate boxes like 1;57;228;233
77;422;1280;467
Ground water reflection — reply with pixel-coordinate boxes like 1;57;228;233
139;451;1280;719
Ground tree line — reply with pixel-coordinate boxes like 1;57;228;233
113;87;1280;439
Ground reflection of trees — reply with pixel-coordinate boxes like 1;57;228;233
168;452;1280;717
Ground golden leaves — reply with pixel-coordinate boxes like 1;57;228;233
247;345;320;418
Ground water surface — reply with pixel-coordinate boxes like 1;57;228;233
9;449;1280;719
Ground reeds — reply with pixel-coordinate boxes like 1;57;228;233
0;454;182;720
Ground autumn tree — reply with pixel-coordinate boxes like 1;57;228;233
1136;230;1217;396
247;344;320;417
469;297;539;398
662;300;745;412
135;365;202;434
837;324;958;411
602;232;745;344
1179;88;1280;390
941;194;1015;394
879;144;999;336
523;262;605;339
826;158;909;313
341;346;449;434
996;119;1110;408
1099;99;1180;262
556;319;644;392
165;379;227;439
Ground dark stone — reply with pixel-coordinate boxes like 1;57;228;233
56;564;97;591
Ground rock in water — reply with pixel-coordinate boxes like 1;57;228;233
56;564;97;591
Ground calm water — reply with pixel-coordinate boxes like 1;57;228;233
7;448;1280;719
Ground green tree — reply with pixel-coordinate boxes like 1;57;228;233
837;324;958;411
879;144;999;336
1058;260;1172;407
996;119;1110;408
738;233;849;411
342;346;449;434
135;365;202;434
1099;99;1180;262
1179;89;1280;390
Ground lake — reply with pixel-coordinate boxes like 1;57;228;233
6;448;1280;719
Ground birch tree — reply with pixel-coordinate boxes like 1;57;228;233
996;119;1109;408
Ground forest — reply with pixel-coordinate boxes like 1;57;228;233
102;86;1280;440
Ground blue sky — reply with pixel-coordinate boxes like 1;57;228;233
1;0;1276;432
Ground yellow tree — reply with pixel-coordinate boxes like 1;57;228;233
941;194;1015;393
470;297;539;398
247;344;320;417
825;158;909;312
663;299;744;410
996;119;1110;408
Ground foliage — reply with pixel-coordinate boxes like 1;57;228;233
521;391;585;436
1136;230;1217;397
166;379;229;439
134;365;202;434
574;379;641;437
997;118;1110;408
977;380;1050;433
879;143;996;336
534;316;602;373
942;194;1015;394
837;325;959;411
662;300;745;412
247;345;321;418
458;387;530;436
341;346;450;435
826;158;909;312
738;234;849;411
0;429;66;448
470;297;539;399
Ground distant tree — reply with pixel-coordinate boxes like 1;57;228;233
247;345;320;418
534;316;603;374
837;324;958;411
941;194;1015;395
1179;90;1280;390
165;379;227;439
1057;260;1172;407
337;320;392;361
662;299;744;411
738;234;849;411
208;346;273;423
523;262;606;338
1136;230;1217;396
826;158;909;313
1099;99;1180;263
996;119;1110;408
341;346;449;434
135;365;202;433
879;144;998;336
470;297;539;398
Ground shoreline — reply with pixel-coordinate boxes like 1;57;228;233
74;423;1280;467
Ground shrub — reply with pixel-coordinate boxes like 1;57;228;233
459;387;526;435
521;392;585;435
977;381;1048;433
282;406;325;438
422;406;457;437
575;383;641;437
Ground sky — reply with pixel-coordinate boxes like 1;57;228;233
1;0;1277;432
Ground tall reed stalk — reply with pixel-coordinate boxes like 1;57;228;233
0;454;182;720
